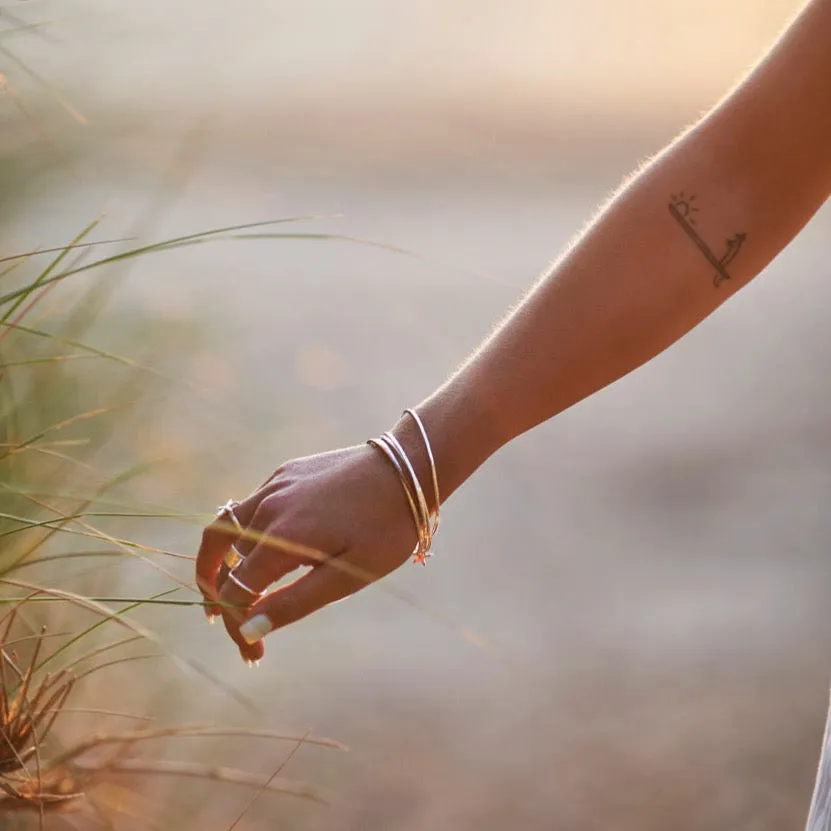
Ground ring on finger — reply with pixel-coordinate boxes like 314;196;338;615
217;501;247;569
216;500;244;534
227;569;263;600
223;544;246;571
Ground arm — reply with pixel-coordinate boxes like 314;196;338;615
196;0;831;661
395;0;831;506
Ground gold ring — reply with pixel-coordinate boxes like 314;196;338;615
223;545;246;571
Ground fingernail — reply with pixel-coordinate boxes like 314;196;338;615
207;614;217;626
239;614;272;645
244;658;261;669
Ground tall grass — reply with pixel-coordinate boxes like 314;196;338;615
0;229;346;829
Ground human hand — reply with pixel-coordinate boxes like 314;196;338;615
195;443;422;664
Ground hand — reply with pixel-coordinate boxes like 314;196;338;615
195;444;419;664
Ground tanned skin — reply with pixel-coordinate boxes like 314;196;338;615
197;0;831;664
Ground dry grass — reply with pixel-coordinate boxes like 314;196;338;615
0;212;347;829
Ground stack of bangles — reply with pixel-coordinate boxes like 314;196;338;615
367;408;441;565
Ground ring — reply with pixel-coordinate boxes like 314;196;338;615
216;500;244;534
227;569;263;599
223;545;246;571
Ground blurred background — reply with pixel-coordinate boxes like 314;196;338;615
2;0;830;828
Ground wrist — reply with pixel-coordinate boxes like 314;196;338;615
389;379;504;511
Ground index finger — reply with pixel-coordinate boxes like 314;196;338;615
195;500;253;619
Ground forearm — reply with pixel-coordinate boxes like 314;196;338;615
394;0;831;507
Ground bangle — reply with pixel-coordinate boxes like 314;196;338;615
402;408;441;534
381;431;432;550
367;437;431;563
367;410;442;566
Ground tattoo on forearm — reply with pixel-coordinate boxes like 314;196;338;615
668;192;747;288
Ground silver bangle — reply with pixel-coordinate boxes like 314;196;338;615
368;410;442;566
403;408;441;535
381;431;432;553
368;437;430;560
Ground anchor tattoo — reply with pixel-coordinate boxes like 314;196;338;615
668;192;747;287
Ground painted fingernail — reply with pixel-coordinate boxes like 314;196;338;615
239;614;272;645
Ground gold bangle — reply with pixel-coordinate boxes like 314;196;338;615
381;431;432;553
368;437;428;552
367;437;430;562
403;408;440;535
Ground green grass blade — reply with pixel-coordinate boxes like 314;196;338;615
0;218;99;326
0;217;336;308
0;238;132;267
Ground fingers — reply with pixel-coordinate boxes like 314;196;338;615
238;549;391;646
231;537;306;594
214;490;299;598
195;519;235;620
195;495;261;620
218;524;321;662
213;498;273;598
229;489;280;558
219;591;266;664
